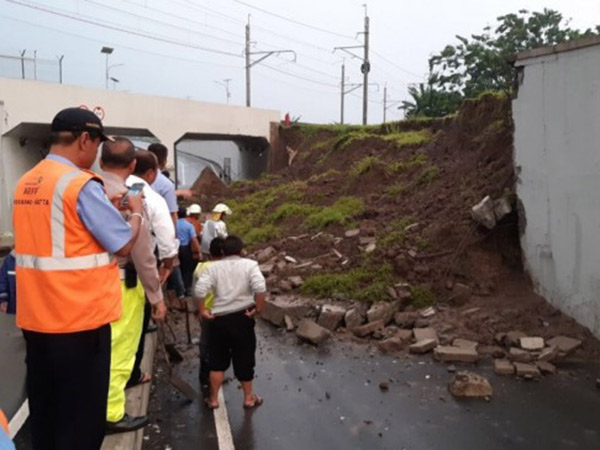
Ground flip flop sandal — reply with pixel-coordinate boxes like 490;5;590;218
243;395;264;409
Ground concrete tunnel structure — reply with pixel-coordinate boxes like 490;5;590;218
0;77;281;233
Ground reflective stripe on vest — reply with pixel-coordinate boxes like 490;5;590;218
16;168;110;270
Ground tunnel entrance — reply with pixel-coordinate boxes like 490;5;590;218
174;133;269;189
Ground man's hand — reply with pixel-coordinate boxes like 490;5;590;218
245;307;257;319
0;302;7;313
175;189;193;199
158;264;171;285
127;193;144;215
151;301;167;321
201;309;215;321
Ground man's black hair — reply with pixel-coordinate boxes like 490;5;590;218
223;235;244;256
133;150;158;176
177;206;187;219
148;143;168;166
49;130;101;146
162;169;171;179
101;137;135;168
209;237;225;258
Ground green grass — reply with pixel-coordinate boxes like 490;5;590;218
244;224;282;247
301;263;394;301
385;182;406;197
378;218;412;248
349;156;380;178
417;166;439;185
268;202;318;223
409;286;436;308
309;169;341;182
304;196;363;231
381;130;432;148
333;130;377;150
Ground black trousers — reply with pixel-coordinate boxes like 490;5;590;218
129;300;151;384
23;325;111;450
207;311;256;381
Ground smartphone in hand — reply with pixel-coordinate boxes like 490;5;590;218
121;182;145;206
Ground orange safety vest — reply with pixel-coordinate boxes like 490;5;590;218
0;409;8;435
13;159;122;333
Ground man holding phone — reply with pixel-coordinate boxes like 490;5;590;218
100;138;167;434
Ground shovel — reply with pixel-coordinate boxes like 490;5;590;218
157;324;200;402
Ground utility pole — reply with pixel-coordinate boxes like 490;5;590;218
339;61;362;124
361;6;370;125
57;55;64;84
334;5;371;125
33;50;37;80
340;63;345;124
245;16;296;107
383;82;402;123
20;50;26;79
215;78;232;104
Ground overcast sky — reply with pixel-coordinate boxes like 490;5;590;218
0;0;598;124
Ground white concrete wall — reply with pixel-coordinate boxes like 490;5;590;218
0;77;280;233
514;45;600;337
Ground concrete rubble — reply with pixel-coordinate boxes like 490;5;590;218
344;308;364;330
296;319;331;345
513;362;541;378
366;302;396;325
519;337;544;351
434;346;479;363
409;339;437;354
317;305;346;331
448;372;492;399
494;359;515;375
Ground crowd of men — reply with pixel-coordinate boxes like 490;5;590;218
0;107;267;450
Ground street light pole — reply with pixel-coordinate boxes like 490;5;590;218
100;46;114;89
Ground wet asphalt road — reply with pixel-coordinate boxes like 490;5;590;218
143;321;600;450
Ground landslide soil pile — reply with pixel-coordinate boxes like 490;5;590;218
217;93;599;357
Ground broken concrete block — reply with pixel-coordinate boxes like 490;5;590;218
513;362;541;378
505;331;527;347
414;327;438;343
345;229;360;238
367;302;395;325
261;297;312;327
288;276;304;288
259;263;275;276
353;320;384;338
508;347;533;363
409;338;437;354
387;287;398;300
452;338;478;350
394;312;417;329
493;197;512;222
494;359;515;376
317;305;346;331
296;319;331;345
537;361;557;375
284;255;298;264
537;346;559;362
256;246;276;263
359;237;376;246
419;307;436;318
344;308;364;330
396;329;413;344
434;346;479;363
378;337;405;354
471;196;496;229
365;243;377;253
546;336;582;355
284;315;295;331
278;280;293;291
448;372;492;398
520;337;544;351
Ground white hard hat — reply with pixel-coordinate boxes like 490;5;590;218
212;203;232;216
187;204;201;215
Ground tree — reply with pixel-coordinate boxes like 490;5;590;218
400;83;462;118
418;9;599;115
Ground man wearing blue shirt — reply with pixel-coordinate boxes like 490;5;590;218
13;108;143;450
147;143;177;225
177;207;201;296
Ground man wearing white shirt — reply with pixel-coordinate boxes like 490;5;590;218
126;150;178;387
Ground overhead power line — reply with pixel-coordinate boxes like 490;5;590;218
371;49;424;79
232;0;356;40
82;0;243;47
6;0;242;57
